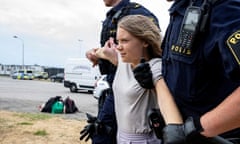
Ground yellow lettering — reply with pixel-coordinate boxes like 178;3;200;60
235;33;240;39
175;46;179;52
182;48;186;54
171;45;192;56
179;47;182;53
230;38;237;44
187;49;191;55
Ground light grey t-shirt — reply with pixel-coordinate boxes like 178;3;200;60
112;58;162;134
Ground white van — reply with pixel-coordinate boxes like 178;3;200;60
64;58;101;93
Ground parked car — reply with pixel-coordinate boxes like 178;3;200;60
11;72;22;79
34;72;48;80
22;73;34;80
93;75;110;111
50;73;64;82
93;75;110;99
11;70;34;80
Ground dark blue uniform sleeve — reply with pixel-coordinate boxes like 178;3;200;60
215;0;240;82
161;0;240;119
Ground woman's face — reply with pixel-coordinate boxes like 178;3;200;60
116;27;148;67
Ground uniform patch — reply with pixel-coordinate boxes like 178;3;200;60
227;30;240;65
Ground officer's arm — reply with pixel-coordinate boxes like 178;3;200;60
200;86;240;137
95;38;118;66
155;78;183;124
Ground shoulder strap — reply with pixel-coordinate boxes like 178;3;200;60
107;2;142;41
211;0;219;5
199;0;219;32
112;2;141;24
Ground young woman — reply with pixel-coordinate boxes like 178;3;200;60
95;15;183;144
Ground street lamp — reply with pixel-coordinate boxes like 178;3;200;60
13;35;25;69
78;39;83;57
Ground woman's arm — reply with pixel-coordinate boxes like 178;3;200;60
155;78;183;124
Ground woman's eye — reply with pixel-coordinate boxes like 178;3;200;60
121;40;128;43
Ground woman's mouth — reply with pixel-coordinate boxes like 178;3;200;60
120;53;126;57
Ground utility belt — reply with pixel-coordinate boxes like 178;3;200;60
227;138;240;144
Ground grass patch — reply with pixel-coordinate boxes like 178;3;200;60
0;118;7;124
0;117;15;129
15;113;53;121
33;130;48;136
17;122;33;125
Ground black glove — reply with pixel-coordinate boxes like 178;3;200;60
133;58;154;89
162;117;204;144
184;117;210;144
79;113;112;142
86;112;97;123
162;124;185;144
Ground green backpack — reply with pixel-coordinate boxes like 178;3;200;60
51;101;64;114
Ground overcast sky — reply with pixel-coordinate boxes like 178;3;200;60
0;0;173;68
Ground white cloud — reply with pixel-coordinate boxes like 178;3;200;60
0;0;172;67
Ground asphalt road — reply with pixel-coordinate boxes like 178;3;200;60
0;76;98;120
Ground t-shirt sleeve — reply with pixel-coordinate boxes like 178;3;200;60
149;58;162;86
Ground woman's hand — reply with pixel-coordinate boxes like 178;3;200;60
86;48;99;67
95;38;118;65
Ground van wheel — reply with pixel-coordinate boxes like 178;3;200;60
88;90;93;94
70;84;77;92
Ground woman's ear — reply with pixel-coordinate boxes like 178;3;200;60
143;41;149;48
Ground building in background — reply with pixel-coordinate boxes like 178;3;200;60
0;64;63;78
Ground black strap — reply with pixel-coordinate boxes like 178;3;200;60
112;2;141;24
211;0;219;5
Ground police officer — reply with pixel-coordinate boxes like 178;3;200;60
160;0;240;143
80;0;160;143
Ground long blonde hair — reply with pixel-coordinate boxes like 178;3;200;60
118;15;162;58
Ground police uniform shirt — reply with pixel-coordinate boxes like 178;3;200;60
113;58;162;134
162;0;240;120
101;0;160;47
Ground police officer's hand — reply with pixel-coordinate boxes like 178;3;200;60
184;117;209;143
79;113;97;141
133;58;154;89
162;117;207;144
85;113;97;123
79;113;112;142
162;124;185;144
163;117;202;144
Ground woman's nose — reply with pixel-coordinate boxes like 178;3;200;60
116;44;122;50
